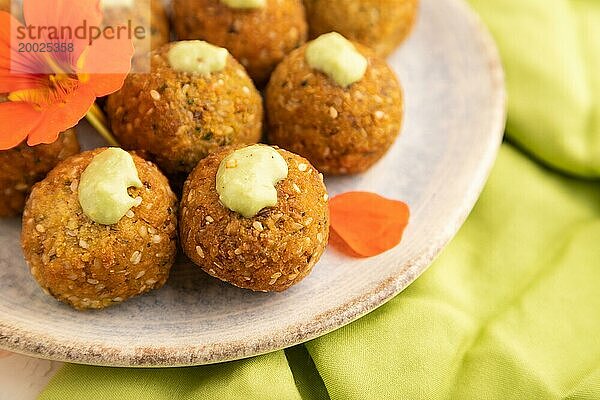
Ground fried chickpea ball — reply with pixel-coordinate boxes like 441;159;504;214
303;0;418;57
102;0;170;60
0;0;9;12
266;41;403;175
21;149;178;310
106;42;263;176
172;0;307;86
0;129;79;217
180;145;329;292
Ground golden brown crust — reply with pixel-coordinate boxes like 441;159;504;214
21;148;178;310
0;129;80;217
102;0;170;59
180;145;329;292
106;43;263;176
172;0;308;86
303;0;419;57
148;0;171;49
0;0;9;12
266;42;403;175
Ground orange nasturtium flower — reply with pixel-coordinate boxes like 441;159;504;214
0;0;134;149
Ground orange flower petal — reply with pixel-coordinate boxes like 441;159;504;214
1;11;61;77
329;192;410;257
1;0;132;150
86;73;128;97
0;12;46;92
23;0;103;66
328;229;363;258
26;84;95;145
80;35;133;96
0;102;43;149
0;12;15;74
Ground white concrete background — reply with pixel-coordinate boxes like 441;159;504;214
0;351;61;400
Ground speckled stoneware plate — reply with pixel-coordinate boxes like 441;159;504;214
0;0;505;367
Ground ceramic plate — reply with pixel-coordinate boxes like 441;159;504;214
0;0;506;367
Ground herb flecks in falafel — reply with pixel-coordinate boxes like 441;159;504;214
172;0;307;85
22;149;178;310
106;42;263;176
266;40;403;175
180;145;329;292
304;0;419;57
0;129;80;217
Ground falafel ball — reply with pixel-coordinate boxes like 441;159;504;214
266;40;403;175
303;0;419;57
172;0;307;86
0;0;9;12
180;145;329;292
102;0;170;60
21;148;178;310
0;129;80;217
106;42;263;176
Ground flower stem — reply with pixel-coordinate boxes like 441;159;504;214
85;103;119;146
89;102;109;128
39;54;119;146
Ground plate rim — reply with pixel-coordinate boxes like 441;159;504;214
0;0;507;367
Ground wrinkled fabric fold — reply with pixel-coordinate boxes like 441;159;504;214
305;145;600;399
470;0;600;177
40;351;305;400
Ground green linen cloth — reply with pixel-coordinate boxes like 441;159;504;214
39;0;600;398
471;0;600;177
